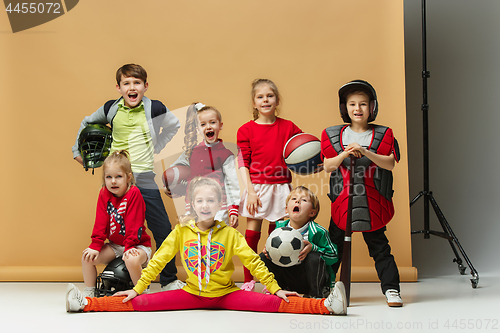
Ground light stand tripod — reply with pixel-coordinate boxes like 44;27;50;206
410;0;479;289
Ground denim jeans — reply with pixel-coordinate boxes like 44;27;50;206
136;172;178;286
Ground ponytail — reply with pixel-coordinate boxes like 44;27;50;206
183;103;202;160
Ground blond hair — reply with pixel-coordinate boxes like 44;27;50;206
101;150;135;186
286;185;320;221
179;177;223;225
251;78;282;120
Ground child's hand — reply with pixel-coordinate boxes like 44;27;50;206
229;215;239;228
298;240;312;261
74;156;84;166
346;143;365;158
348;143;396;171
82;248;100;262
123;248;139;259
164;187;173;198
113;289;138;302
262;248;270;259
341;147;355;159
314;163;324;173
275;289;301;303
246;192;262;216
164;187;182;199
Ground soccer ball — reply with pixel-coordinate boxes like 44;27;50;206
265;227;304;267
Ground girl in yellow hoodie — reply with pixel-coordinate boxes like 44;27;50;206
66;177;347;315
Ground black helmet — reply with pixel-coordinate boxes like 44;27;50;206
95;257;133;297
78;124;112;172
338;80;378;123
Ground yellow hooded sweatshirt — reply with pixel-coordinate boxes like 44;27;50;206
134;220;281;297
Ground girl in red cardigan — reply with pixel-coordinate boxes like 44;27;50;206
80;150;152;297
237;79;302;291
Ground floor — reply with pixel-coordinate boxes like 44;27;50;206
2;273;498;333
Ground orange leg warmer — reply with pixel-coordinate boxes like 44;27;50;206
83;296;135;312
278;296;330;315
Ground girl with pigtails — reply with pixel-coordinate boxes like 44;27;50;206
168;103;240;227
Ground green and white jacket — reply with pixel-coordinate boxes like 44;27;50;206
276;219;339;287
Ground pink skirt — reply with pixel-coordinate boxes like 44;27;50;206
239;183;292;222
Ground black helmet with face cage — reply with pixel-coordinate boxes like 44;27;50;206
78;124;112;172
95;257;133;297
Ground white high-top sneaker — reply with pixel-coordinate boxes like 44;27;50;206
66;284;87;312
324;281;347;315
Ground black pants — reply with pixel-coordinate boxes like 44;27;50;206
259;251;330;298
329;219;400;294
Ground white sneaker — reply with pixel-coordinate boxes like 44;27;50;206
385;289;403;307
66;284;87;312
324;281;347;315
82;287;95;298
160;280;186;292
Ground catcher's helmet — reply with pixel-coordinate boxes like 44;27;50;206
95;257;133;297
78;124;112;172
338;80;378;123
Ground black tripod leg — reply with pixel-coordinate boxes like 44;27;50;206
428;193;479;288
427;194;465;272
410;191;424;207
410;191;432;239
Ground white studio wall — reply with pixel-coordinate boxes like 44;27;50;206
405;0;500;277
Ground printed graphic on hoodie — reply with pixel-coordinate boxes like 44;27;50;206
183;240;225;276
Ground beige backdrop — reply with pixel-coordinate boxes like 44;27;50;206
0;0;416;282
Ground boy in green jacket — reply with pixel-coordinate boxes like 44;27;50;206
260;186;338;298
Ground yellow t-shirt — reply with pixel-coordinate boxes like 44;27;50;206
111;100;154;173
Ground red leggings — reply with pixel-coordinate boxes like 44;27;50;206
132;289;281;312
84;289;329;314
